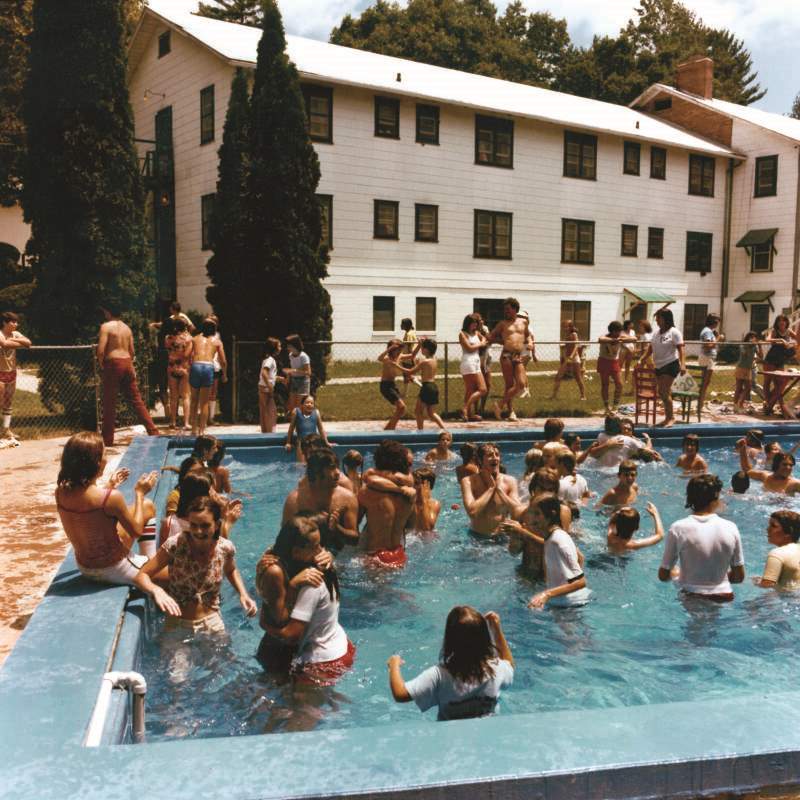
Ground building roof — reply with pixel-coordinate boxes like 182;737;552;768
137;1;739;159
632;84;800;144
736;228;779;248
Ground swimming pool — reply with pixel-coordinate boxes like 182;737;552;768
4;426;800;800
142;437;800;742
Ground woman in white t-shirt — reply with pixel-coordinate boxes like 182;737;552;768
458;313;488;421
642;308;685;428
258;337;284;433
387;606;514;721
283;334;312;414
263;516;355;686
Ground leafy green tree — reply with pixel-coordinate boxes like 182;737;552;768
23;0;154;347
0;0;32;208
331;0;571;89
198;0;262;26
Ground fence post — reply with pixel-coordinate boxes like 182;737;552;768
92;345;101;433
231;336;239;424
443;341;449;416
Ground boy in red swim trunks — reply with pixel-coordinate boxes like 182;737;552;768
0;311;31;443
597;321;635;414
358;439;415;567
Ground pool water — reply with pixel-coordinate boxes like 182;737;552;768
141;439;800;742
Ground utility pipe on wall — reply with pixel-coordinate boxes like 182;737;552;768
84;671;147;747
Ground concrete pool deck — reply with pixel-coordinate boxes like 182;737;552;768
3;418;800;800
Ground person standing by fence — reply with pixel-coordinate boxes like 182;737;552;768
283;334;311;414
0;311;32;444
97;304;159;446
258;337;283;433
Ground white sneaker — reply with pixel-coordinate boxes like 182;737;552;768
508;411;518;422
519;388;531;399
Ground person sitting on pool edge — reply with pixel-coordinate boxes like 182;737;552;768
135;496;256;634
387;606;513;721
607;503;664;554
262;515;355;687
755;510;800;591
737;444;800;496
56;431;159;585
658;474;744;603
460;442;524;537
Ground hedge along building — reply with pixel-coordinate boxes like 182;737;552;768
130;1;798;347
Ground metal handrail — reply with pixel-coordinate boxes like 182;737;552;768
84;671;147;747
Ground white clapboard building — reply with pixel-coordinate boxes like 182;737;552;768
123;1;800;343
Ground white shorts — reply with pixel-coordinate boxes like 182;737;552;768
698;354;715;369
164;610;225;634
79;553;147;586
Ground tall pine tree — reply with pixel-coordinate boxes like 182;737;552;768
198;1;262;27
23;0;154;345
207;0;331;381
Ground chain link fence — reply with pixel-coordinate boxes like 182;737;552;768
8;345;152;441
230;339;769;423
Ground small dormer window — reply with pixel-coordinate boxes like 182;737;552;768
654;97;672;111
158;31;171;58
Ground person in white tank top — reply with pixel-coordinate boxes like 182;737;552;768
458;313;487;421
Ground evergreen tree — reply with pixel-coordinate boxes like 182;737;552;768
198;0;262;26
0;0;32;208
206;67;250;354
23;0;154;345
791;92;800;120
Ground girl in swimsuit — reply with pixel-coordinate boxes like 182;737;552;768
762;315;798;419
55;431;160;585
164;317;193;432
284;395;332;463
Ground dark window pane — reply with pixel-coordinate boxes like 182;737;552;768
751;241;773;271
200;86;214;144
416;104;439;144
562;219;594;264
373;296;395;331
564;132;597;179
647;227;664;259
650;147;667;180
158;31;171;58
415;204;438;242
683;303;708;339
686;231;713;272
302;85;333;143
561;301;591;340
754;155;778;197
374;200;399;239
375;97;399;138
474;210;512;258
475;116;513;168
689;154;715;197
416;297;436;331
621;225;638;256
624;142;641;175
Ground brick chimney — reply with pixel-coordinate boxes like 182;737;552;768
675;56;713;99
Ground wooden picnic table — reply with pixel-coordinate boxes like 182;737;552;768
759;370;800;416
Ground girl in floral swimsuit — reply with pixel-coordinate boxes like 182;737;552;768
164;317;193;431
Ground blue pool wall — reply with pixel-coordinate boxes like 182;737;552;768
2;424;800;800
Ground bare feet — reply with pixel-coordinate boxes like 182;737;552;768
493;402;502;421
508;411;518;422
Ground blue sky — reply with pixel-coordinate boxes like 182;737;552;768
275;0;799;115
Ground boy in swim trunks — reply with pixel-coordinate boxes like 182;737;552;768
399;317;421;397
401;338;446;431
597;321;635;414
189;318;226;436
0;311;32;443
377;339;407;430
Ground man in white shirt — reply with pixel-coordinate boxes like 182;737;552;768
658;474;744;602
698;313;723;409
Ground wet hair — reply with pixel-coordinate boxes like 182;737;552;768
531;493;562;527
608;321;623;334
771;510;800;543
185;496;223;539
440;606;496;685
177;455;205;483
565;501;581;521
635;449;657;463
557;451;577;473
170;317;187;334
563;432;581;449
414;466;436;489
192;435;218;461
612;507;640;540
655;308;675;332
683;433;701;450
208;441;227;469
459;442;477;463
604;415;622;435
765;441;782;457
300;433;325;458
57;431;104;489
306;448;339;483
730;471;750;494
619;460;638;475
170;301;182;313
420;337;437;356
685;473;722;512
176;472;213;517
1;311;19;325
772;452;796;472
462;313;482;333
400;317;413;331
476;442;499;466
374;439;411;473
705;313;720;327
619;418;634;433
437;431;451;444
272;516;339;600
342;449;363;471
773;315;790;335
201;318;217;337
745;429;764;448
285;334;304;352
529;467;559;496
543;418;564;441
264;337;280;356
503;297;520;312
524;448;544;473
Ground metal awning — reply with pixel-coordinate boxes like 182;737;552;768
734;290;775;311
736;228;778;248
623;288;676;305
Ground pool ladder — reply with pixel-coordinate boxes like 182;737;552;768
84;671;147;746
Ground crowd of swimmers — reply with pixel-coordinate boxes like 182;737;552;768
54;411;800;723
